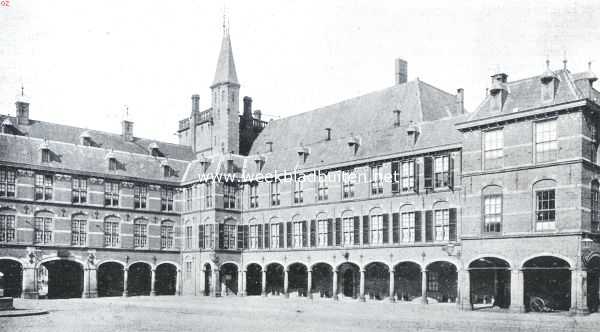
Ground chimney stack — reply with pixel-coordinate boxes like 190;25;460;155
456;88;464;114
191;94;200;114
122;120;134;141
395;58;408;85
243;96;253;119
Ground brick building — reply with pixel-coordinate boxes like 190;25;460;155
1;27;600;314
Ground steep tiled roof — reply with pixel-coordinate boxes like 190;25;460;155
212;31;239;87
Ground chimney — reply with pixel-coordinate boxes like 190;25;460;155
122;120;134;141
489;73;509;112
395;58;408;85
15;87;30;125
456;88;464;114
191;94;200;113
253;110;262;120
243;96;253;118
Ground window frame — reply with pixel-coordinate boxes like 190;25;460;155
534;119;558;164
71;177;87;204
483;128;504;170
434;209;449;242
34;216;53;244
400;160;416;193
342;169;355;199
270;180;280;206
369;214;384;245
103;219;120;248
71;218;87;246
249;183;259;209
535;189;556;231
0;168;16;198
160;221;174;249
35;174;53;201
370;164;384;196
104;181;120;207
133;184;148;210
0;215;16;243
133;220;148;249
161;187;174;211
483;194;503;234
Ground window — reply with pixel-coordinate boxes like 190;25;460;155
205;182;213;208
185;225;193;249
535;120;558;163
401;212;415;243
223;224;236;249
342;169;355;199
317;219;328;247
401;160;415;192
104;218;119;247
163;165;172;178
370;165;384;195
427;271;439;292
434;209;449;241
536;189;556;231
35;174;53;201
592;181;600;232
590;120;598;164
185;261;192;279
292;221;303;248
71;218;86;246
134;221;147;248
161;222;174;249
0;215;15;242
161;187;174;211
223;183;239;209
270;223;280;248
249;224;259;249
342;217;354;246
34;216;52;244
133;185;147;209
270;181;280;206
0;168;15;198
293;179;303;204
249;183;259;208
41;149;50;163
185;187;192;211
104;182;119;207
434;156;450;188
71;178;87;204
317;174;328;201
108;158;117;171
203;224;215;249
483;129;504;169
483;195;502;233
369;215;384;245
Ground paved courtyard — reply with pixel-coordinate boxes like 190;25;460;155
1;296;599;332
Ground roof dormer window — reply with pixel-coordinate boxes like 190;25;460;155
296;145;309;162
347;135;361;154
105;151;117;171
39;140;50;163
79;131;92;146
198;154;210;172
148;142;160;157
161;159;172;177
254;154;265;170
540;60;559;103
1;118;14;134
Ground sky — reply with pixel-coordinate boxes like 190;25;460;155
1;0;599;144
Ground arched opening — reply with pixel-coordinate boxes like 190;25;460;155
97;262;124;297
311;263;333;298
127;262;151;296
523;256;571;312
203;264;212;296
468;257;511;309
246;264;262;296
265;263;284;296
41;260;83;299
220;263;238;296
394;262;421;301
0;259;23;298
288;263;308;297
426;261;457;303
338;262;360;299
365;262;389;300
155;263;177;295
587;255;600;313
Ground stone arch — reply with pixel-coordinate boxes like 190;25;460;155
0;257;23;297
587;255;600;312
38;257;84;299
364;261;390;300
425;260;458;303
220;262;239;296
337;261;360;299
393;261;422;301
127;261;152;296
265;262;284;296
519;253;573;270
155;262;177;295
468;256;511;308
245;263;263;296
97;261;124;297
311;262;333;298
287;262;308;297
522;255;571;311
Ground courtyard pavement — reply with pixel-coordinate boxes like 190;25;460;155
0;295;599;332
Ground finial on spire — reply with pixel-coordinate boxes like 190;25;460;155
20;84;24;97
562;50;568;70
222;4;229;35
546;58;550;69
589;61;593;71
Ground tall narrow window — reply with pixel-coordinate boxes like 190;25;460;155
108;157;117;171
185;225;192;249
249;224;259;249
536;189;556;231
223;183;238;209
71;218;87;246
590;120;598;164
104;181;119;207
483;194;502;233
317;174;328;201
292;221;303;248
270;180;280;206
161;187;174;211
293;179;303;204
35;174;53;201
34;216;52;244
317;219;328;247
427;271;439;292
134;220;148;248
0;215;15;243
270;223;280;248
342;217;354;246
401;160;416;193
400;212;415;243
71;178;87;204
223;224;236;249
434;156;450;188
0;168;16;198
41;148;50;163
185;187;192;211
535;119;558;163
483;129;504;169
203;224;215;249
342;169;355;199
592;181;600;232
370;164;384;195
161;221;174;249
434;209;449;241
249;183;259;208
205;182;213;208
104;218;119;247
369;214;383;245
133;185;147;209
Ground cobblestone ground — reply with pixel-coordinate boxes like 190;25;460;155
1;296;599;332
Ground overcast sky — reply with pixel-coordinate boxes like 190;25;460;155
1;0;599;143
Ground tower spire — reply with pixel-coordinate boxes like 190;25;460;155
211;17;239;88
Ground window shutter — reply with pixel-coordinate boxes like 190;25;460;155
327;218;333;246
392;213;400;243
199;224;205;249
415;211;422;242
424;156;433;190
391;161;400;193
449;208;457;241
425;210;433;242
362;216;369;245
264;223;270;249
286;221;292;248
414;162;420;193
335;218;342;246
218;223;224;249
382;214;389;244
237;225;244;249
302;221;308;248
243;225;249;249
310;219;316;247
279;222;284;248
258;224;263;249
448;155;455;189
353;216;360;245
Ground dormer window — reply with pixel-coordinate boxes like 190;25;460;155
1;118;14;134
80;131;92;146
161;159;172;177
540;60;559;103
296;145;309;162
148;142;160;157
105;151;117;171
407;121;420;144
39;141;50;163
347;135;360;154
198;154;210;172
254;154;265;170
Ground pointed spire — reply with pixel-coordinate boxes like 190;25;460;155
211;19;239;88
